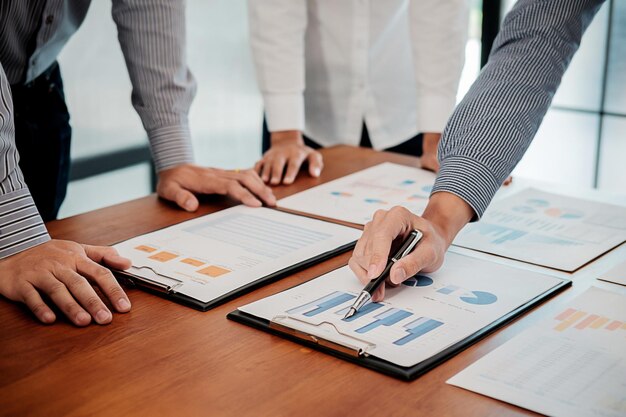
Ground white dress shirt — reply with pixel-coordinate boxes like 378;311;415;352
249;0;469;149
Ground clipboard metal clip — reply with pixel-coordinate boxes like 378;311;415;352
116;266;184;294
270;315;376;358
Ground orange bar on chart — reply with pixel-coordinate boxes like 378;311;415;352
181;258;204;267
554;310;587;332
555;308;577;321
148;251;178;262
590;317;610;329
574;314;599;330
606;320;622;331
198;265;231;278
135;245;157;253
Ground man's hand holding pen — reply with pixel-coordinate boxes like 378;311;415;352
348;192;476;302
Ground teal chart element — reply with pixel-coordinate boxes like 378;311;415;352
355;308;412;333
337;302;384;322
364;198;387;204
469;223;527;245
330;191;352;197
393;317;444;346
287;291;355;317
437;285;460;295
460;291;498;305
408;185;434;200
403;275;434;287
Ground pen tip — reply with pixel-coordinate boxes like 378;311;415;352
343;308;356;320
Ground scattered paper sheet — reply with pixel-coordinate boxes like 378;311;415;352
448;287;626;417
238;253;565;367
115;206;361;303
598;260;626;287
453;188;626;271
278;162;436;225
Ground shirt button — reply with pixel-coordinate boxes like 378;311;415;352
45;15;54;24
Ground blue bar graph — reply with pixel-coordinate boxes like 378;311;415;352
355;308;412;333
336;302;384;322
437;285;459;295
393;317;444;346
470;223;528;245
287;291;355;317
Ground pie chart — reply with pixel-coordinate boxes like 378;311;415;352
460;291;498;305
402;275;434;287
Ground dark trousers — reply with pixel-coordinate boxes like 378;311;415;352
10;62;71;221
262;118;423;156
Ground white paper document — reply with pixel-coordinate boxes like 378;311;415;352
598;260;626;287
114;206;361;304
278;162;436;225
453;188;626;271
238;253;565;367
448;287;626;417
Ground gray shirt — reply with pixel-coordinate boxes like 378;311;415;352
432;0;605;219
0;0;196;258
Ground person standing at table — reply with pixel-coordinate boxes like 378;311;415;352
0;1;275;327
249;0;470;185
348;0;607;300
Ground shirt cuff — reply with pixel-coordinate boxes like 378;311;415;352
263;93;305;132
416;95;457;133
148;125;195;172
0;189;51;259
431;155;501;221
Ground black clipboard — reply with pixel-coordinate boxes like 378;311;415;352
227;270;571;380
114;240;356;311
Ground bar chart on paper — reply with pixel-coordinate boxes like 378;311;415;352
122;210;338;286
454;188;626;271
114;206;361;304
287;291;444;347
448;287;626;417
278;162;437;224
238;253;566;368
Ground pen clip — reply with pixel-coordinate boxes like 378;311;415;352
391;229;423;262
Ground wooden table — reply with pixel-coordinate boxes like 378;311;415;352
1;145;625;417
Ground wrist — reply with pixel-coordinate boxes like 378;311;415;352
421;192;474;246
270;130;304;147
422;132;441;155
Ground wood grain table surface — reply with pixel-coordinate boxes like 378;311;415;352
1;145;624;417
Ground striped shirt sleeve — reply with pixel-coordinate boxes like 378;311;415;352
432;0;605;219
111;0;197;172
0;63;50;259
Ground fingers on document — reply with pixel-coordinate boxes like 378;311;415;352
231;169;276;206
307;151;323;178
159;180;199;212
283;154;307;184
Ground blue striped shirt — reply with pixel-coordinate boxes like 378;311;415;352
0;0;196;259
433;0;605;219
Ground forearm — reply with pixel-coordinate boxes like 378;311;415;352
248;0;307;132
0;65;50;259
435;0;604;219
112;0;196;172
422;192;474;247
